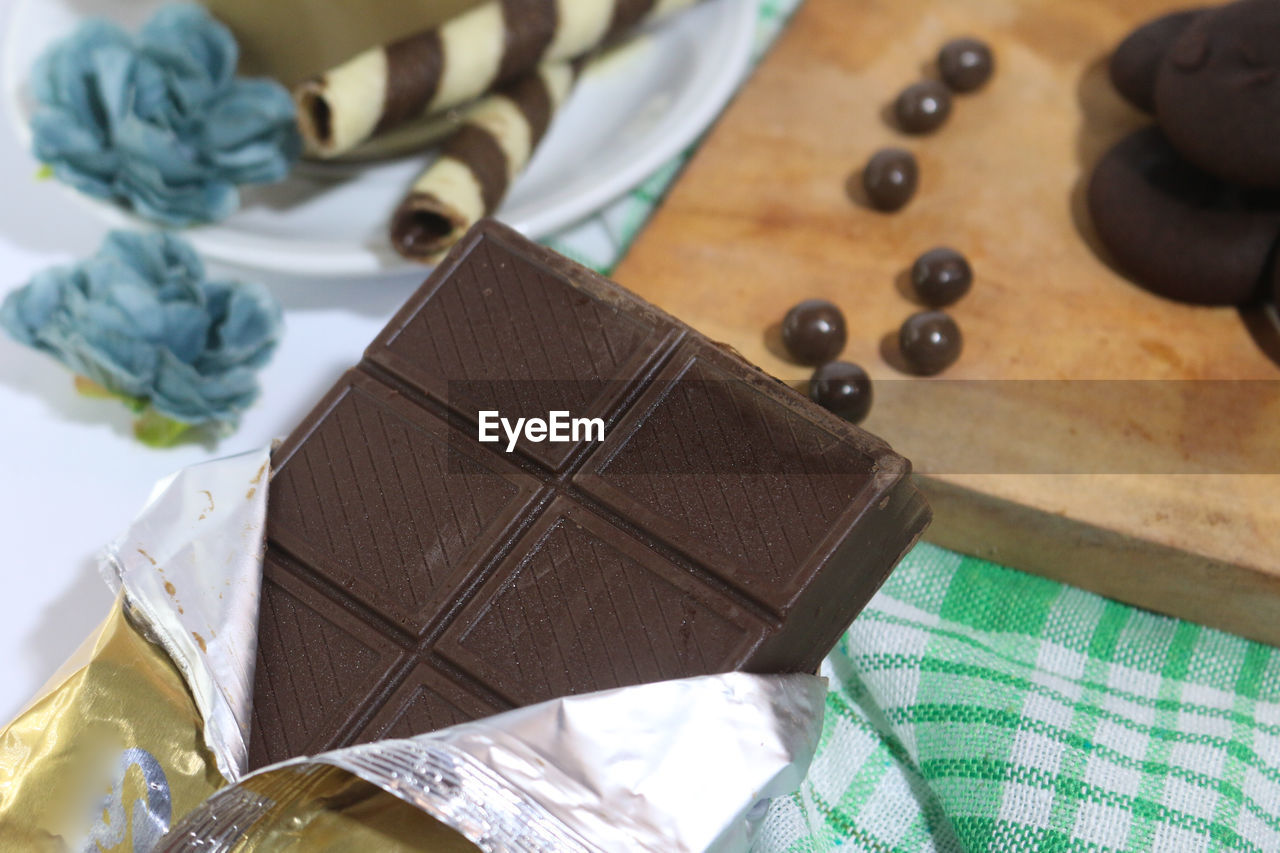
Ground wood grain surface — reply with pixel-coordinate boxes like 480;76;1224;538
615;0;1280;643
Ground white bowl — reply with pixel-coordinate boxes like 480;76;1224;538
2;0;756;277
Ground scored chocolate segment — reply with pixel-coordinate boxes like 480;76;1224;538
248;220;929;769
354;663;501;744
578;347;886;616
369;226;679;470
437;497;767;707
250;556;405;766
267;372;540;634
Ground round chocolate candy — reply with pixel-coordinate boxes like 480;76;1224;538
1154;0;1280;189
861;148;919;212
781;299;847;365
1108;9;1203;114
809;361;873;424
911;247;973;306
938;38;995;93
899;311;962;375
894;80;952;133
1087;127;1280;305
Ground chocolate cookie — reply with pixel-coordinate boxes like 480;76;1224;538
1109;9;1203;113
1154;0;1280;189
1087;127;1280;305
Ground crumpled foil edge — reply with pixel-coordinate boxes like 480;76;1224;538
161;672;827;852
99;447;271;783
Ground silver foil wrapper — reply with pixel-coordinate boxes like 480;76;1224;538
162;672;826;851
101;452;826;850
100;447;271;783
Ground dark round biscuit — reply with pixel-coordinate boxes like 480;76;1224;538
1087;127;1280;306
1154;0;1280;188
1109;9;1204;113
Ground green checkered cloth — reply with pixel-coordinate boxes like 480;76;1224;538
757;546;1280;852
542;2;1280;850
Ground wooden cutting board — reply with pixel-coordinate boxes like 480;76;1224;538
614;0;1280;643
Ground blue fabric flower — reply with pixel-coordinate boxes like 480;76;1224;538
30;4;301;226
1;231;282;437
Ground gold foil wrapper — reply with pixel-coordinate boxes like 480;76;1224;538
0;600;474;852
0;600;223;850
0;449;271;848
169;765;479;852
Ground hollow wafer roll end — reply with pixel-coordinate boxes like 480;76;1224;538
294;46;393;158
390;62;577;262
390;163;479;263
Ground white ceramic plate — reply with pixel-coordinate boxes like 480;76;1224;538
2;0;754;277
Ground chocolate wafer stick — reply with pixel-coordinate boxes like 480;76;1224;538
390;62;577;262
296;0;699;158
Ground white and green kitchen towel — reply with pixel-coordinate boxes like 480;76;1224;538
758;545;1280;852
544;2;1280;850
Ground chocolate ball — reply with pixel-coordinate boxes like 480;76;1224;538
938;38;995;93
809;361;873;424
894;80;952;133
899;311;962;375
861;148;919;212
782;299;847;365
911;247;973;306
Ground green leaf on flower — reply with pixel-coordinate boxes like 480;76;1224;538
74;375;148;412
134;408;193;447
73;375;113;398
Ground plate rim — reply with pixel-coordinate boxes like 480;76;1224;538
1;0;756;278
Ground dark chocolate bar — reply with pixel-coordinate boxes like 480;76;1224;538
248;221;930;768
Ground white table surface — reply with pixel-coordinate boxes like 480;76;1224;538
0;0;435;720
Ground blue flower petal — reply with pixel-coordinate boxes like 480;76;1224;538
0;269;69;348
118;168;239;227
30;3;298;226
150;350;259;424
197;278;282;372
31;110;118;189
140;5;237;93
1;230;282;429
200;79;301;173
31;20;131;130
99;230;204;300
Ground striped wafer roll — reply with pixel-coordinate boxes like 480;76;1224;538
296;0;699;158
390;62;577;261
